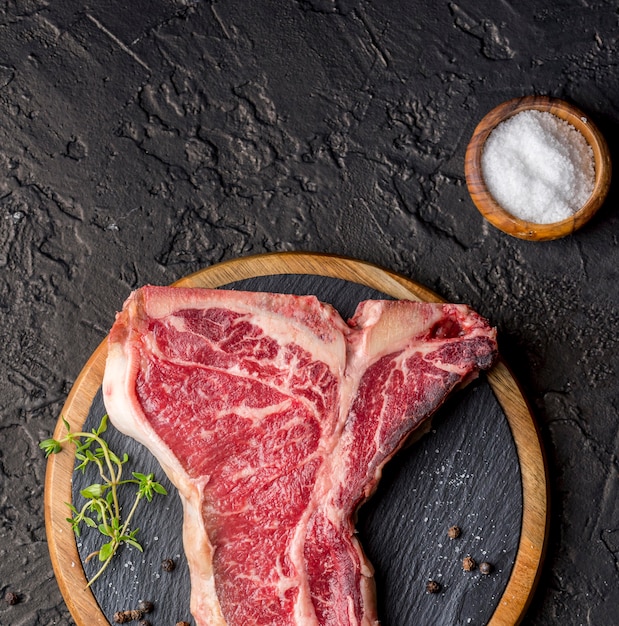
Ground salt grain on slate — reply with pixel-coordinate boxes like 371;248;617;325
481;110;595;224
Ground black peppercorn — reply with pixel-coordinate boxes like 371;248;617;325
162;557;176;572
138;620;152;626
113;609;143;623
479;561;493;575
426;580;441;594
462;555;476;571
447;525;461;539
138;600;154;613
5;591;19;606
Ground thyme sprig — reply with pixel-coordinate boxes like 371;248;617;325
40;414;167;587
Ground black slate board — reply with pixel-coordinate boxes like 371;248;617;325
74;275;522;626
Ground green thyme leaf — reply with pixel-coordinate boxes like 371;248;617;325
98;541;114;562
80;483;104;499
41;414;168;587
39;438;62;457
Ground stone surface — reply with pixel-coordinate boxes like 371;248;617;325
0;0;618;624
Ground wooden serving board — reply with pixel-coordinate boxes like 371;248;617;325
44;252;549;626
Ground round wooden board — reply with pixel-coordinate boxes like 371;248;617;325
44;251;549;626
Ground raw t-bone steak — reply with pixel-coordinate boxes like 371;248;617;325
102;285;497;626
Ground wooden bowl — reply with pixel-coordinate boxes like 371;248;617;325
464;96;612;241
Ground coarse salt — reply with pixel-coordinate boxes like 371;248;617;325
481;110;595;224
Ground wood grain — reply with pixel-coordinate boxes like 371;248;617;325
44;251;548;626
464;95;611;241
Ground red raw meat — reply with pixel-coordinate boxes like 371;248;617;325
102;286;497;626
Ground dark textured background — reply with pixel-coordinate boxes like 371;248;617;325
1;1;618;624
